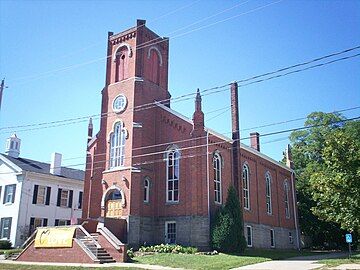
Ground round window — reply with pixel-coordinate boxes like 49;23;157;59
113;94;127;113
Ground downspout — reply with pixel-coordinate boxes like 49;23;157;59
291;171;300;250
206;130;210;220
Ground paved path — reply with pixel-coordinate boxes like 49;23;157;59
231;252;350;270
0;260;183;270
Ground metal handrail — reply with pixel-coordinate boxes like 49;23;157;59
21;229;37;249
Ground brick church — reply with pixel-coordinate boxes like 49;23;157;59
82;19;300;250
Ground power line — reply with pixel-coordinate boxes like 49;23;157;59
2;115;358;175
9;0;282;86
1;46;359;133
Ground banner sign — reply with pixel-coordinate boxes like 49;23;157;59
34;227;76;248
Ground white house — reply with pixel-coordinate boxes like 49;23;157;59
0;134;84;247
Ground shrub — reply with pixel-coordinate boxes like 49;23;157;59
126;248;134;259
138;244;198;254
0;240;12;249
211;186;247;253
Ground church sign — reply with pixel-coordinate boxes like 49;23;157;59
34;227;76;248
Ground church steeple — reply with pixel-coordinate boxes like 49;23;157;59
5;133;21;158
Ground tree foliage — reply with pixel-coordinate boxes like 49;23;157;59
289;112;359;247
211;186;247;253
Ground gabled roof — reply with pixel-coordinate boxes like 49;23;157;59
154;102;292;172
0;153;84;181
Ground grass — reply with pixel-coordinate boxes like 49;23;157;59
0;264;142;270
0;249;23;257
319;252;360;267
133;249;319;270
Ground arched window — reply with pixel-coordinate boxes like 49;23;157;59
213;153;222;204
284;180;290;218
265;171;272;214
144;177;150;203
243;164;250;210
109;122;126;168
166;147;180;202
148;47;162;85
115;46;129;82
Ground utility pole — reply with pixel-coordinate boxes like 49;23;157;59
0;78;8;112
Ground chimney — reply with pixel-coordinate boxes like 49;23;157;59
285;144;294;169
50;152;62;175
230;82;240;193
87;118;93;144
250;132;260;151
5;133;21;158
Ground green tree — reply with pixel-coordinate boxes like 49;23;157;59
289;112;349;248
310;121;360;233
211;186;246;253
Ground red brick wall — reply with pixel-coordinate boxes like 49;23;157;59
97;234;127;262
16;240;95;264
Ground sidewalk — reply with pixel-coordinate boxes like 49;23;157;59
231;252;354;270
0;259;183;270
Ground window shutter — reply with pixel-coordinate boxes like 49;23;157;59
43;218;48;227
78;191;83;209
55;219;59;226
7;218;12;239
45;187;51;205
11;185;16;203
0;219;3;238
68;190;73;208
29;217;35;236
0;186;2;200
32;185;38;204
67;220;71;226
57;188;62;206
2;188;5;204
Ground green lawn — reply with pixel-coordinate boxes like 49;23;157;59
133;249;318;270
319;252;360;267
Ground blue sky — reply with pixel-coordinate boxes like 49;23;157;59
0;0;359;169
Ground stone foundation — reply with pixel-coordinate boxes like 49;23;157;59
127;215;210;250
244;222;298;249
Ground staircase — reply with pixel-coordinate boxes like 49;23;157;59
87;232;115;264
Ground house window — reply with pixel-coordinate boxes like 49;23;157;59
270;229;275;248
284;180;290;219
213;153;222;204
32;185;51;205
56;188;73;208
109;121;126;168
289;232;293;244
0;217;12;239
55;219;71;226
246;226;253;247
166;147;180;202
29;217;48;234
144;177;150;203
265;172;272;214
243;164;250;210
78;191;83;209
3;184;16;204
165;221;176;244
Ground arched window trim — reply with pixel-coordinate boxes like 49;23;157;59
108;121;128;169
147;46;163;66
265;171;272;215
144;177;150;203
243;162;250;210
284;180;290;219
166;145;180;203
213;152;222;204
101;184;126;209
113;43;132;61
